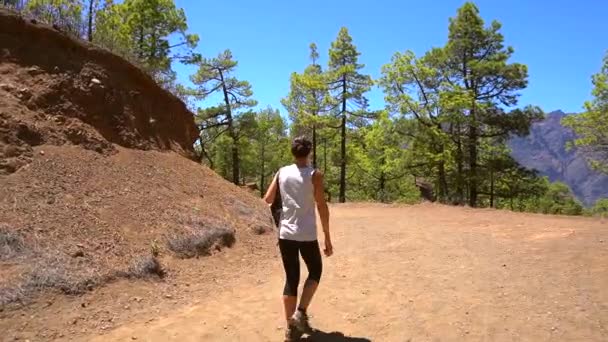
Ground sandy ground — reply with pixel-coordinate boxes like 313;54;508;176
79;204;607;342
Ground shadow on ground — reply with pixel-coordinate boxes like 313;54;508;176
300;330;371;342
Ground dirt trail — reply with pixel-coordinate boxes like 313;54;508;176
89;204;607;342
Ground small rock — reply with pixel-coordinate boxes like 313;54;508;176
53;66;60;72
124;305;130;310
551;326;558;331
132;337;138;340
0;83;14;91
223;325;228;330
16;88;32;100
26;66;43;75
39;150;45;155
81;302;87;308
71;250;85;258
164;294;173;299
91;78;102;85
502;264;507;267
600;239;604;243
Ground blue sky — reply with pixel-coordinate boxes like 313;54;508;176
173;0;607;115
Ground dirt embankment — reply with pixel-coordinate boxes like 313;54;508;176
0;8;274;337
0;8;199;175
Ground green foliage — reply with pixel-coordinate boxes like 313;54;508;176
591;198;608;217
281;43;332;137
562;51;608;173
350;112;415;203
246;107;290;194
25;0;83;36
94;0;132;55
94;0;198;86
536;182;583;216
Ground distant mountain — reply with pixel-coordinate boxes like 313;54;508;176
509;110;608;206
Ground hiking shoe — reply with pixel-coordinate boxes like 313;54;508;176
284;323;302;341
291;310;314;334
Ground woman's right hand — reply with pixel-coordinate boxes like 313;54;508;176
324;239;333;257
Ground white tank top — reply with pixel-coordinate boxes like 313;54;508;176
278;164;317;241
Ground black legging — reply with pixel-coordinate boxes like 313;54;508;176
279;239;323;297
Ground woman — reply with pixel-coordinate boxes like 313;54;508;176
264;136;333;341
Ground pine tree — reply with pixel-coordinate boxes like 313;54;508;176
380;49;454;203
191;50;257;185
442;2;541;207
327;27;372;203
563;51;608;173
281;43;332;168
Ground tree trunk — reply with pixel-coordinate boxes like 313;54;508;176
379;172;386;203
219;70;239;185
468;102;479;207
312;120;317;169
437;158;448;203
323;137;327;175
455;124;464;205
87;0;94;42
490;169;494;208
468;134;478;207
339;78;347;203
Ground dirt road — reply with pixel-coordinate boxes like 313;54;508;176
89;204;607;341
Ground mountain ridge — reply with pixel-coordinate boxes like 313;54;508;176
509;110;608;206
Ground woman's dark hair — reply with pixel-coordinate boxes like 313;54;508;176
291;136;312;158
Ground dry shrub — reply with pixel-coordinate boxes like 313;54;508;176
0;252;165;307
167;225;236;258
123;255;165;279
0;226;27;260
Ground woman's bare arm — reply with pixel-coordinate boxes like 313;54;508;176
313;170;332;256
263;173;279;205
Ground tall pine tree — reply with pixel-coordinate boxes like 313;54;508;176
443;2;541;206
281;43;332;168
327;27;372;203
190;50;257;185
